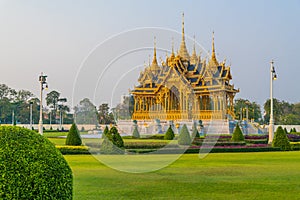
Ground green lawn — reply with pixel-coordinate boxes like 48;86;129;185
65;151;300;200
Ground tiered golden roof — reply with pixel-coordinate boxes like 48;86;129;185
131;13;239;121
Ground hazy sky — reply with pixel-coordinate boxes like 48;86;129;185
0;0;299;109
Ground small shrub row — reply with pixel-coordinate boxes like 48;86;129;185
245;135;268;139
146;134;165;140
124;142;178;149
245;139;268;144
126;147;281;154
287;134;300;142
290;142;300;150
56;145;90;155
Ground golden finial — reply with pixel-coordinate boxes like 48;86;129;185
193;35;196;54
153;36;157;61
171;37;174;55
212;31;215;54
209;31;219;66
190;35;197;65
150;36;159;72
178;12;190;61
182;12;185;41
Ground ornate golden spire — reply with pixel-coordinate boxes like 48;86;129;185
178;12;190;61
150;36;160;73
171;37;175;57
208;31;219;67
152;36;158;66
190;35;198;65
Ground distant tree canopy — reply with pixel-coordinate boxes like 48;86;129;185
264;99;300;125
74;98;98;125
46;91;70;124
112;95;134;121
0;83;38;124
98;103;114;124
234;98;262;122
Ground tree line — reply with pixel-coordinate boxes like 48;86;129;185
0;83;299;125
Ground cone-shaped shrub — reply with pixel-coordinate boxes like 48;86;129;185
111;126;124;148
272;126;291;150
290;128;293;133
284;127;288;135
102;126;109;139
164;125;174;140
231;124;244;142
132;126;140;138
293;128;297;132
66;123;82;146
100;126;124;154
0;126;72;199
178;124;191;145
191;125;200;139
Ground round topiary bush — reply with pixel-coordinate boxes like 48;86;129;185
231;124;244;142
178;124;191;145
0;126;72;199
164;125;175;140
132;126;140;139
66;123;82;146
272;126;291;150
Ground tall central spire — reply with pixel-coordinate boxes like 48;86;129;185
178;12;190;61
208;31;219;67
150;36;160;73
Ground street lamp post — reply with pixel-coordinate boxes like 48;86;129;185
30;101;33;130
38;72;48;135
269;60;277;143
58;98;67;131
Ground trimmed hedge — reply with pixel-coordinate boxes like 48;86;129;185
132;126;140;139
126;147;281;154
56;145;90;155
102;126;109;139
231;124;244;142
164;126;175;140
272;126;291;150
124;142;178;149
65;123;82;146
178;124;191;145
191;126;200;139
146;134;165;140
0;126;72;199
100;126;124;154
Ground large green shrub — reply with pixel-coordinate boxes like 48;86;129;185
100;126;124;154
0;126;72;199
102;126;109;139
178;124;191;145
164;125;175;140
132;126;140;139
66;123;82;146
231;124;244;142
272;126;291;150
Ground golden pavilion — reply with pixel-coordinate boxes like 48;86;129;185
130;14;239;122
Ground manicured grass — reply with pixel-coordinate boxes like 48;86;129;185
65;152;300;200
